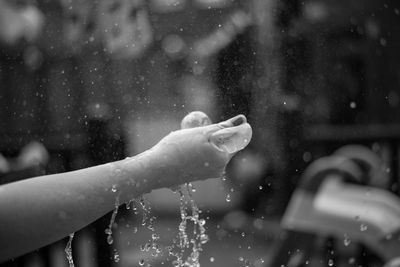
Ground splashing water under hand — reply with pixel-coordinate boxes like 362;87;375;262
169;112;213;267
65;233;75;267
105;196;120;245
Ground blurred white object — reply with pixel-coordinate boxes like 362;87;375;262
98;0;153;59
17;141;49;168
0;154;10;174
0;2;44;44
282;155;400;262
20;6;45;42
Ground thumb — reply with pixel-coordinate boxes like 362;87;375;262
209;115;253;154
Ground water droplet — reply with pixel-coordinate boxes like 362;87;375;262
226;194;231;202
244;259;250;267
360;223;368;231
348;257;355;264
152;233;159;241
241;232;245;237
111;184;118;193
344;234;351;246
113;251;120;262
239;257;244;262
350;101;357;109
139;259;145;266
328;259;334;266
210;257;215;262
259;185;263;190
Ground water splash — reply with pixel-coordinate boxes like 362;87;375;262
168;183;208;267
105;197;120;245
65;233;75;267
137;196;157;232
135;196;163;266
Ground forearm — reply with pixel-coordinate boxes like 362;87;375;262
0;150;164;262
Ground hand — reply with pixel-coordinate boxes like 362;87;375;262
149;115;252;186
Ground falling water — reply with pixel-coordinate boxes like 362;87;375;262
105;197;120;245
136;196;163;266
65;233;75;267
168;183;208;267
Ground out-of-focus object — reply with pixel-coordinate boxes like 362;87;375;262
17;141;49;169
60;0;96;51
334;144;390;188
149;0;187;13
0;1;45;45
273;146;400;266
97;0;153;59
0;154;10;174
0;141;48;185
19;5;45;42
192;10;252;58
180;75;217;116
385;258;400;267
194;0;235;9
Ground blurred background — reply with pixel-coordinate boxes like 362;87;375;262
1;0;400;266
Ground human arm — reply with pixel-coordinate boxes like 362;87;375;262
0;114;252;262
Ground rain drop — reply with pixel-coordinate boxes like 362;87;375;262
360;223;368;231
113;251;120;262
111;184;118;193
344;234;351;246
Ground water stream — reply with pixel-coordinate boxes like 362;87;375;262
64;233;75;267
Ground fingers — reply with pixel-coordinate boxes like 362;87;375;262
180;112;252;155
200;114;248;134
218;114;247;128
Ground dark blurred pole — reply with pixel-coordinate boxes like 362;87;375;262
248;0;300;216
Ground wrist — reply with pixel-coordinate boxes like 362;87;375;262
112;149;176;203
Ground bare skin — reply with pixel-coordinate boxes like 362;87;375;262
0;115;251;262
